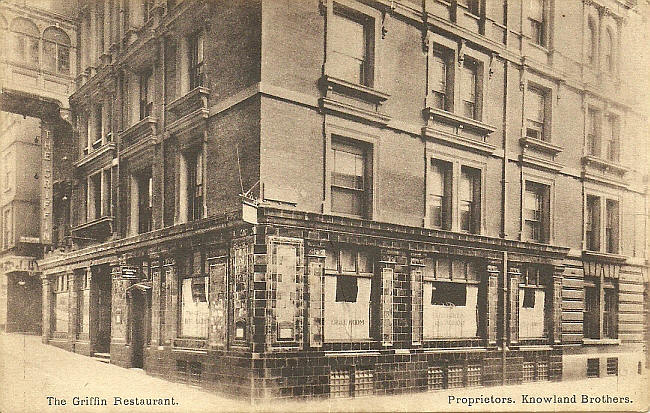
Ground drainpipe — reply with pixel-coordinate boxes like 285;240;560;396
502;250;508;385
501;60;509;239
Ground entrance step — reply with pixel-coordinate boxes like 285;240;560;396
92;352;110;363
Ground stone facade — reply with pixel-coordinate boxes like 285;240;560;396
38;0;648;402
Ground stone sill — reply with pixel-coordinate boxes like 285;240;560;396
582;338;621;346
424;107;496;136
520;136;563;156
582;155;628;175
582;250;627;264
167;86;210;117
74;143;116;168
320;75;390;104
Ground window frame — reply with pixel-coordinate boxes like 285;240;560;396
583;275;618;340
426;34;489;124
330;138;369;218
186;148;204;222
132;168;153;234
583;188;621;255
522;178;552;244
11;18;40;67
525;86;547;142
323;245;375;342
460;59;478;120
177;143;206;225
528;0;547;48
430;48;453;112
421;256;482;340
587;107;601;157
518;265;552;340
427;159;453;231
605;199;619;254
459;166;481;234
426;150;486;235
188;31;204;90
324;120;378;220
42;26;71;75
139;68;154;120
324;0;382;90
585;195;601;252
603;114;620;162
178;251;210;339
87;172;102;222
521;75;557;147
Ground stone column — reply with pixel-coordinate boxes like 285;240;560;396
507;265;521;346
165;257;177;344
551;264;564;345
306;246;326;349
103;0;111;58
88;267;98;353
409;255;425;346
89;2;97;70
67;270;78;349
377;250;396;347
41;277;52;343
486;260;500;346
149;254;161;345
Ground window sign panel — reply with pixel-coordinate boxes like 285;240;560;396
208;262;227;347
55;292;68;332
519;288;545;338
180;276;209;338
275;243;298;340
423;283;478;338
232;242;252;341
324;276;371;341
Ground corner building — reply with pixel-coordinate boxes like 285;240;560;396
39;0;649;401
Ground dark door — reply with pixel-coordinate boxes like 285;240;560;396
130;291;146;368
96;271;112;353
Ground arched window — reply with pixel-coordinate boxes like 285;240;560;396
43;27;71;74
10;17;39;66
586;19;596;67
603;28;615;74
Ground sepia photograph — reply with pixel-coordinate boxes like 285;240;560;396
0;0;648;411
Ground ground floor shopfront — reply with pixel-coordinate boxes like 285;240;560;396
38;207;647;401
1;254;42;334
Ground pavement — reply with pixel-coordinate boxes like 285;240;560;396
1;332;648;412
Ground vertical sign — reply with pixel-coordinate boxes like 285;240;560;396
275;243;297;341
41;128;53;244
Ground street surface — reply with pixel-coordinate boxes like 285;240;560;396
1;333;647;412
